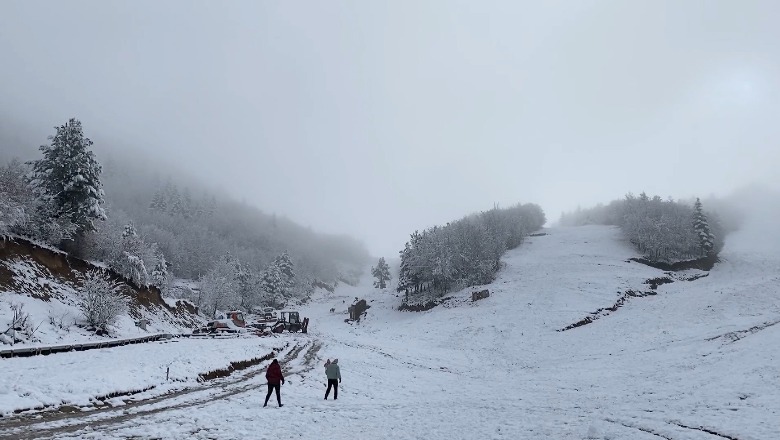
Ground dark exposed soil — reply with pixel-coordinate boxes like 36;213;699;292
398;300;440;312
644;277;674;290
559;289;657;331
628;254;719;271
198;352;277;381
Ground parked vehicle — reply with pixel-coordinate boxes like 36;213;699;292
275;311;309;333
206;311;246;333
262;307;277;321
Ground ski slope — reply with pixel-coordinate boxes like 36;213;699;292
3;225;778;439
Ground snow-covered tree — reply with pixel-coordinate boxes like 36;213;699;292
275;252;295;289
257;252;295;307
150;252;172;292
149;189;167;212
0;158;76;243
0;160;30;236
198;254;241;317
232;259;255;309
397;203;545;299
27;118;106;236
371;257;391;289
561;193;724;263
693;198;715;257
259;263;284;307
110;222;149;287
78;270;127;331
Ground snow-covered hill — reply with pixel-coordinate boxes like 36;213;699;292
2;225;777;440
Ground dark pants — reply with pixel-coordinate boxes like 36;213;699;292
265;383;281;406
325;379;338;399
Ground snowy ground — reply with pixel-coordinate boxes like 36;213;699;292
1;225;778;439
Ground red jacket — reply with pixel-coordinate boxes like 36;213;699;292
266;362;284;384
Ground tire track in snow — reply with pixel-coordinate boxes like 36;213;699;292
670;421;742;440
0;341;321;440
604;418;674;440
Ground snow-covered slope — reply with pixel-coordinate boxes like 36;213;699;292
0;237;200;348
293;225;779;439
3;225;777;440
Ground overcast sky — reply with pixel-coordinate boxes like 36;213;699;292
1;1;779;256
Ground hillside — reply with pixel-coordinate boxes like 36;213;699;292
0;237;200;347
294;225;779;439
3;224;776;439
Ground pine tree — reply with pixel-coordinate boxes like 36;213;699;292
259;263;284;307
149;189;167;212
116;222;149;286
259;252;295;306
27;118;106;235
693;198;715;257
168;185;183;216
150;252;171;291
275;252;295;290
371;257;391;289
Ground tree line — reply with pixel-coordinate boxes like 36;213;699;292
396;203;545;302
559;192;724;263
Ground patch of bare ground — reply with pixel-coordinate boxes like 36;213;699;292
559;289;657;332
628;254;719;272
197;353;277;381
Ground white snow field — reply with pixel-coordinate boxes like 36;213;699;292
1;225;778;440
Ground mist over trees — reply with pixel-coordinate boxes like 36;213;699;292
1;119;371;317
398;203;545;302
559;192;725;263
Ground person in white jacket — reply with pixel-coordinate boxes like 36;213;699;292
324;359;342;400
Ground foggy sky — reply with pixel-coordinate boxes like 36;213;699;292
2;1;779;257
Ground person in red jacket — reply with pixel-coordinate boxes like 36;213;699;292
264;359;284;407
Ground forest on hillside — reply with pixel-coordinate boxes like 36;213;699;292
396;203;546;303
0;119;370;317
559;192;728;264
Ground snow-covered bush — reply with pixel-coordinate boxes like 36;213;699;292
49;311;74;331
1;302;35;345
78;270;127;331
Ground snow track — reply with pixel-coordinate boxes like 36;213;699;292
0;340;320;439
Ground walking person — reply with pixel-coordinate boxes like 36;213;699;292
264;359;284;407
324;358;341;400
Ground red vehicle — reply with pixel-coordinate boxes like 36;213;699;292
206;311;246;333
